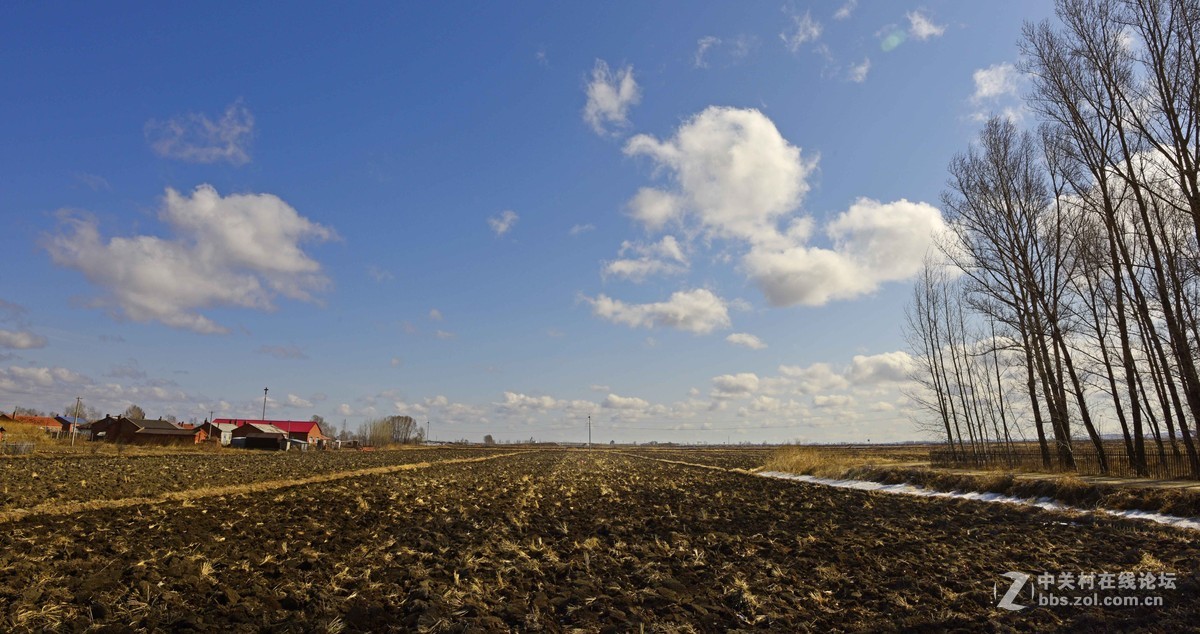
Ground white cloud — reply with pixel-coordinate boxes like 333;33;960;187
972;63;1019;101
970;63;1025;123
743;198;946;307
712;372;760;396
781;10;822;52
569;223;595;236
848;57;871;83
725;332;767;350
834;0;858;20
0;329;47;349
0;365;87;393
813;394;853;408
488;210;519;236
390;357;403;367
435;329;456;340
613;107;945;309
499;391;560;412
695;36;721;68
583;59;641;135
603;393;650;409
778;362;850;394
626;188;683;232
145;101;254;165
848;351;915;384
45;185;335;334
602;235;688;281
907;11;946;40
585;288;731;334
429;308;443;321
624;107;816;244
590;384;611;393
285;393;313;408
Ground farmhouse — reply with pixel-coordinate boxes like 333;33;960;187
0;413;60;434
89;416;205;445
230;422;291;450
197;421;237;446
216;418;332;449
55;415;88;435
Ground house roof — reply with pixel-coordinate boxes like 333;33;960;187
238;422;288;436
56;415;88;426
130;418;184;431
0;414;60;428
215;418;326;437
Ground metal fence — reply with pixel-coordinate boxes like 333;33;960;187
0;442;35;455
930;444;1199;480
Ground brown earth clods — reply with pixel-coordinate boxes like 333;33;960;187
1;449;1197;632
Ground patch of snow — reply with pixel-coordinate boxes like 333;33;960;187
758;471;1200;532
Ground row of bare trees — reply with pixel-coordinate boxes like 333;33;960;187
907;0;1200;477
358;415;424;446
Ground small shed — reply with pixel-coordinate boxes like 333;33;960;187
230;422;289;450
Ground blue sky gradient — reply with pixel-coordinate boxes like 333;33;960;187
1;1;1055;442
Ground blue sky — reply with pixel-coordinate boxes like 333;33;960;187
0;1;1054;443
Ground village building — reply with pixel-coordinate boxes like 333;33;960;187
55;415;89;435
197;421;237;446
0;412;61;434
215;418;332;449
89;416;205;445
229;422;292;450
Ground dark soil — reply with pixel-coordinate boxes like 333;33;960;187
1;450;1196;632
0;447;506;510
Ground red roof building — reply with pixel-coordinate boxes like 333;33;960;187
215;419;331;447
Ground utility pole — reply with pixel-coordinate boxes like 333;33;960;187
262;387;268;420
588;415;591;449
71;396;81;446
426;421;430;443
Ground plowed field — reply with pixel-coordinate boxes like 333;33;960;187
1;449;1196;632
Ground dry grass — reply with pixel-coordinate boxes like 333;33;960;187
762;446;915;478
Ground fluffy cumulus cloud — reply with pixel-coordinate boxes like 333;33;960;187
742;198;946;306
488;210;519;236
145;100;254;165
603;393;650;409
594;106;946;329
624;107;816;244
45;184;335;334
585;288;731;334
907;11;946;40
0;329;47;349
285;393;313;408
973;63;1019;101
602;236;688;281
848;351;915;384
778;362;850;394
725;332;767;350
711;372;760;396
583;60;641;135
